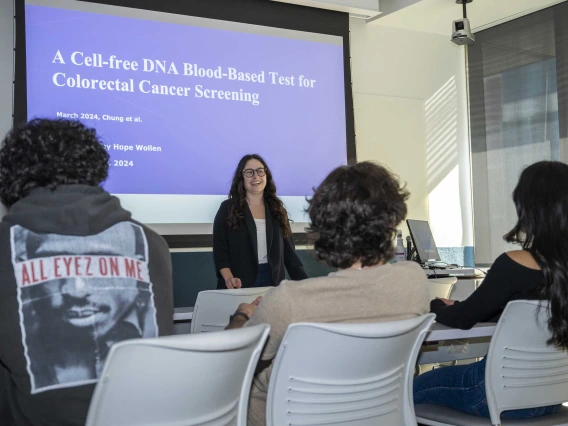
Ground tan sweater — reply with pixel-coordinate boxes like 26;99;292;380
244;261;430;426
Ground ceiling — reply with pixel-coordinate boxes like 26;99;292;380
370;0;567;35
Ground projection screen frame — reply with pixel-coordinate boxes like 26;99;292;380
12;0;356;248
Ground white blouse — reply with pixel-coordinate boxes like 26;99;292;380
254;218;268;264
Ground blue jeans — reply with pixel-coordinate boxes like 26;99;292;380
413;358;561;419
253;263;271;287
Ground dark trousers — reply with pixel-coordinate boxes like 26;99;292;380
253;263;272;287
414;357;561;419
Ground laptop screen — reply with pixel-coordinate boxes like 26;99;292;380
406;220;441;263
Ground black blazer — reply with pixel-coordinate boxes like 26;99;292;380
213;199;308;289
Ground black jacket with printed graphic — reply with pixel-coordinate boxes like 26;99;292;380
0;185;173;426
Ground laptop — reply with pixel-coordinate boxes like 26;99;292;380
406;219;476;277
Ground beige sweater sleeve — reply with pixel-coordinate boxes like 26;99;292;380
244;283;293;361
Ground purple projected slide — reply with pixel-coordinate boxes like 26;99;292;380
25;5;347;196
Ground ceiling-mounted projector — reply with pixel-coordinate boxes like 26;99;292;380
451;0;475;45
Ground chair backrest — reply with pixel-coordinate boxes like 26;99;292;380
266;314;435;426
485;300;568;424
191;287;273;333
427;277;457;300
86;324;270;426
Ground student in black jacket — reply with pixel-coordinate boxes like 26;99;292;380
213;154;307;289
414;161;568;420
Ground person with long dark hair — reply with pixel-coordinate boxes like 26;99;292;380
413;161;568;419
213;154;307;289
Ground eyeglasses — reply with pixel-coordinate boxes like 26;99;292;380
243;168;267;178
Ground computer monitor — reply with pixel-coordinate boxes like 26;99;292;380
406;219;441;263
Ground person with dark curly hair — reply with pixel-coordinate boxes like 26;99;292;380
213;154;307;289
225;161;430;426
0;119;173;426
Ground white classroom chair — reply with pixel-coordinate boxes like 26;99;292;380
428;277;457;300
266;314;435;426
415;300;568;426
191;287;273;333
85;324;270;426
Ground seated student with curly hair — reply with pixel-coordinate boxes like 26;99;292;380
225;161;430;426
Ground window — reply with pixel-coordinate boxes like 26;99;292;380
468;4;568;264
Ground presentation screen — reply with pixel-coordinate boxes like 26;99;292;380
22;0;348;235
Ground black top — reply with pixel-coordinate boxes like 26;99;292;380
431;253;543;329
0;185;173;426
213;199;307;289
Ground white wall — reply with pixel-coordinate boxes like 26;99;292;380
350;19;473;250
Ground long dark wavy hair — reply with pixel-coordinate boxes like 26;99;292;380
227;154;291;238
504;161;568;349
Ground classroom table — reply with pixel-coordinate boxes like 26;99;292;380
173;277;495;364
418;277;493;364
425;322;496;342
418;322;495;365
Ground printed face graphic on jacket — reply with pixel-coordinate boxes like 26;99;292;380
10;222;159;393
